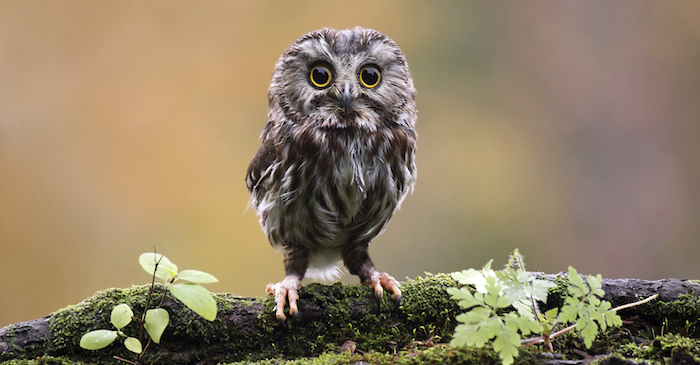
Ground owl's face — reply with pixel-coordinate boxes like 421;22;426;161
268;27;415;131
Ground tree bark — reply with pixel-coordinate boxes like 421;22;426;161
1;274;699;365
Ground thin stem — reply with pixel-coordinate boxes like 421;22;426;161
612;294;658;312
158;286;168;308
522;323;577;346
549;323;578;338
140;252;162;343
141;337;154;356
113;356;137;365
530;293;542;324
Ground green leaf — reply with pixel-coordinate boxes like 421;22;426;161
482;275;505;308
511;298;535;319
544;308;559;323
579;317;599;348
482;259;493;272
526;279;557;300
139;253;178;282
167;282;218;321
456;306;491;324
493;327;521;365
124;337;142;354
110;303;133;330
144;308;170;343
79;330;118;350
568;266;585;290
557;298;580;324
447;287;482;310
177;269;219;284
452;268;487;292
504;313;542;336
605;310;623;327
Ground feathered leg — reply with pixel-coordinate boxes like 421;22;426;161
266;246;308;321
342;242;402;304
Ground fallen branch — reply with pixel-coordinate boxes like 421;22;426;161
1;274;699;364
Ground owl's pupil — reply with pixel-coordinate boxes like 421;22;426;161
360;66;381;88
363;69;378;84
311;66;331;87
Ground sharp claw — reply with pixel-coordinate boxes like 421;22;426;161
266;276;302;322
289;302;299;318
364;272;403;311
375;286;384;301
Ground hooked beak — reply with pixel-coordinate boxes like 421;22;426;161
339;82;355;113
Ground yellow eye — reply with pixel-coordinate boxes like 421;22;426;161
309;63;332;88
359;64;381;88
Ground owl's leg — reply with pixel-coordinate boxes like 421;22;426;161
342;243;402;304
266;246;308;321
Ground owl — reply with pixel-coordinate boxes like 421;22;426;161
246;27;417;321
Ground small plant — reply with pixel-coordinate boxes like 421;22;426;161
448;249;657;365
79;252;218;364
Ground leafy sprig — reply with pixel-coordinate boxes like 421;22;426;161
447;255;555;365
448;250;656;365
79;252;218;364
557;267;622;348
448;267;545;365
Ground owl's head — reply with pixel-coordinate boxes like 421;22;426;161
268;27;415;131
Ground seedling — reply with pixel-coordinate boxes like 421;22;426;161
79;252;218;364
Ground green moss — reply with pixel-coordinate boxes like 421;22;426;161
0;355;89;365
635;292;700;337
244;274;460;362
5;274;700;365
29;275;460;363
225;344;528;365
614;334;700;365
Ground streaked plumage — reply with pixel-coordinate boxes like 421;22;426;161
246;27;417;320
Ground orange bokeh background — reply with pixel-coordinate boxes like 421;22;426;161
2;1;700;327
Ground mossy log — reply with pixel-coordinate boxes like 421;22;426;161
2;274;700;365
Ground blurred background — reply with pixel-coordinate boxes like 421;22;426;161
1;1;699;327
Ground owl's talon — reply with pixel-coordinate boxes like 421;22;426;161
374;285;384;301
266;276;302;322
364;272;402;307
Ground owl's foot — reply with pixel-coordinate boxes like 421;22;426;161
265;276;302;321
363;271;402;305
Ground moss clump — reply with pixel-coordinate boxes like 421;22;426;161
46;285;268;363
634;292;700;337
397;273;460;342
0;355;89;365
25;275;460;364
251;274;459;360
617;334;700;364
48;285;172;363
225;344;517;365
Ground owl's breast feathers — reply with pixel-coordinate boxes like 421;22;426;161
246;121;416;251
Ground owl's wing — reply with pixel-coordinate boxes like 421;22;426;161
245;125;278;194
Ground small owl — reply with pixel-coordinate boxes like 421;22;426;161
246;27;417;320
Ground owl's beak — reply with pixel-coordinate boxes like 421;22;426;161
339;82;355;113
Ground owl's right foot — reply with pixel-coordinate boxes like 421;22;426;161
265;276;302;321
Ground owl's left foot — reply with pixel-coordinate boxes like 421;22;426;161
363;271;402;305
265;276;302;321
